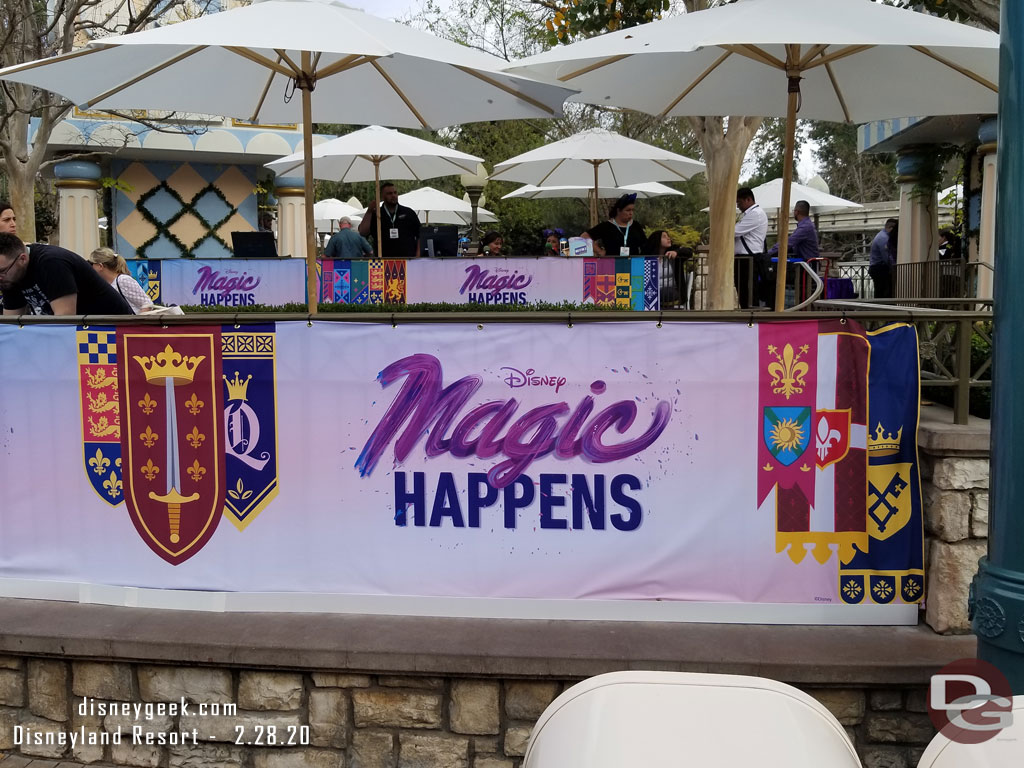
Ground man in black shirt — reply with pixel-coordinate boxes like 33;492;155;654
0;234;132;316
358;182;421;259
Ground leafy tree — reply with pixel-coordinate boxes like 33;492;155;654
743;118;806;188
893;0;998;30
0;0;212;241
807;121;896;204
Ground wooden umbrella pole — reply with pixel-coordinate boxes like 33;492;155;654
300;52;318;315
591;161;600;227
774;65;801;311
374;159;383;259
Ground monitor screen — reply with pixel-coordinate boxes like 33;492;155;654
419;225;460;258
231;231;278;258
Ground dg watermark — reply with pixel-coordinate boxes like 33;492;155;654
928;658;1013;744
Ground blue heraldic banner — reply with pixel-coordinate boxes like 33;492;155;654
840;324;924;605
221;323;279;530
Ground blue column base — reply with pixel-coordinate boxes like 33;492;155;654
971;557;1024;693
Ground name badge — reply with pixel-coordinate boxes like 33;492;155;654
619;246;630;256
389;228;399;239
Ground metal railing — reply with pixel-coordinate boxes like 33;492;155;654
815;299;992;425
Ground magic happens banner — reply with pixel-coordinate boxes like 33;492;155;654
135;257;661;309
0;320;921;611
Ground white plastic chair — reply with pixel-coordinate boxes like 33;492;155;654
522;671;862;768
916;695;1024;767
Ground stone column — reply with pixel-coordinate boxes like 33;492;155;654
973;1;1024;693
895;150;940;297
274;177;305;258
976;118;997;299
54;161;102;257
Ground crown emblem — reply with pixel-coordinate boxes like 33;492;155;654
132;344;205;384
223;371;252;402
148;269;158;281
869;422;903;457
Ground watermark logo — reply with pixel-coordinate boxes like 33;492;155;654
928;658;1013;744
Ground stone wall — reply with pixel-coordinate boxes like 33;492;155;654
0;656;938;768
918;406;991;634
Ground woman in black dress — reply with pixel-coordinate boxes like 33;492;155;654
584;193;647;255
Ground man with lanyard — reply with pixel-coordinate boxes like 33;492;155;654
358;182;421;259
584;193;647;256
0;233;132;316
734;187;768;309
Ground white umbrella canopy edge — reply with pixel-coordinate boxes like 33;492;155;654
502;181;685;200
490;128;704;224
505;0;997;308
749;179;861;214
0;0;576;313
506;0;998;123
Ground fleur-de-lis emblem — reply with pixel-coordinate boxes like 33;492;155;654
842;580;862;600
141;459;160;482
115;457;122;469
185;393;204;416
227;478;253;501
139;393;157;415
186;426;205;449
139;425;159;448
767;343;809;400
88;448;111;476
904;580;922;599
873;581;894;600
103;471;123;499
187;459;206;483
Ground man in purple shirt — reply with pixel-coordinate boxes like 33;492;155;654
767;200;819;262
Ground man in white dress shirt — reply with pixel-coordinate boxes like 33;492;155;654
734;187;769;309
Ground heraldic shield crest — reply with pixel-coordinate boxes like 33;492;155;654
814;409;851;469
763;406;811;467
118;329;225;565
77;326;123;506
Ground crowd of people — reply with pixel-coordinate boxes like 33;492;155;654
0;200;144;317
1;181;968;314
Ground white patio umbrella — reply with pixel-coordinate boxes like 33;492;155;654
508;0;998;308
312;198;360;231
749;179;860;214
489;128;704;225
502;181;684;200
266;126;485;254
0;0;574;312
398;187;498;226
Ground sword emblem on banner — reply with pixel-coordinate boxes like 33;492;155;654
119;330;225;565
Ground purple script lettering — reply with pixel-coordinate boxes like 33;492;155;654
192;265;262;297
355;354;671;489
459;265;533;298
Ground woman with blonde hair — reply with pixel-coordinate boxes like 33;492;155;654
86;247;154;314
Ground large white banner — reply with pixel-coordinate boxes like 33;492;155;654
0;320;922;621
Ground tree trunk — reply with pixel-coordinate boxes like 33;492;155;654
688;115;762;310
7;162;38;244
